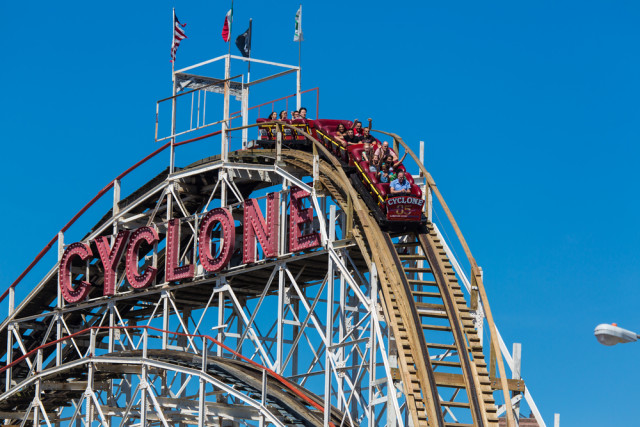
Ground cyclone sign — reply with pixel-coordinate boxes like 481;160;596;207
386;196;425;221
58;186;321;304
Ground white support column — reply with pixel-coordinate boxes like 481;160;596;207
33;349;42;427
85;330;96;426
259;370;267;427
512;343;522;419
276;263;285;374
222;54;231;163
198;337;207;427
276;129;283;166
170;73;178;174
335;206;345;411
324;205;337;426
141;329;148;426
56;232;64;367
113;179;121;230
368;262;378;427
554;413;560;427
217;282;224;357
4;322;11;393
108;302;115;353
241;85;249;149
162;291;169;350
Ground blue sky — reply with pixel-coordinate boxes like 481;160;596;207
2;1;640;425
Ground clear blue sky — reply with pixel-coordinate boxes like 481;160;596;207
2;1;640;425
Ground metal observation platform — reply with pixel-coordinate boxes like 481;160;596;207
0;55;546;427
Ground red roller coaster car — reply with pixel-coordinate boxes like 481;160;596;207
256;118;425;224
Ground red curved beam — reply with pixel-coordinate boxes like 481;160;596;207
0;325;334;426
1;90;319;304
0;141;174;304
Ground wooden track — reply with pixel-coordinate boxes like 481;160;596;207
282;141;500;426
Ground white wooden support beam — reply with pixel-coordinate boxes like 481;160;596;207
512;342;522;419
276;264;285;374
198;337;207;427
241;82;249;148
367;262;378;427
113;179;121;236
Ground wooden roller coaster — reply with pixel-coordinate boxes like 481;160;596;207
0;54;545;427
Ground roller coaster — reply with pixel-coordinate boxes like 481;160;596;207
0;54;546;426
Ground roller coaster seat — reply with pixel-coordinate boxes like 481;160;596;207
348;144;381;164
314;119;354;132
256;118;274;140
290;119;312;141
375;181;422;201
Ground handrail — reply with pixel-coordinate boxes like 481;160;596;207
372;128;517;427
231;87;320;119
0;325;334;426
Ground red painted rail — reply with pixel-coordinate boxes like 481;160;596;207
0;325;333;425
1;88;320;305
0;130;221;304
231;87;320;120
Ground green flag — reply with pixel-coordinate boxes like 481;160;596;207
294;5;303;42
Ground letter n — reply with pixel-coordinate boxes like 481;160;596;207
243;192;279;264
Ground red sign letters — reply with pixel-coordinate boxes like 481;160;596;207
58;188;321;304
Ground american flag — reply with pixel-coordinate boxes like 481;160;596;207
171;11;187;62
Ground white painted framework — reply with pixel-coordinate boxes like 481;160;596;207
0;57;549;427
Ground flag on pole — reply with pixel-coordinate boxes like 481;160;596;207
222;6;233;42
235;24;252;58
171;11;187;62
294;5;303;42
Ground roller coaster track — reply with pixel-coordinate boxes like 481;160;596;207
280;135;502;427
0;123;520;426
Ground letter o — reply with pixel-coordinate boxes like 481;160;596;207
199;208;235;272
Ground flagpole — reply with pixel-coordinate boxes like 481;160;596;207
298;4;301;70
170;8;176;175
296;4;302;110
242;18;252;148
247;18;252;79
227;0;234;57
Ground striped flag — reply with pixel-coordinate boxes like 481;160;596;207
294;5;303;42
221;5;233;42
171;11;187;62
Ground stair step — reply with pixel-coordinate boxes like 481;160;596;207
408;280;438;286
412;291;442;299
426;343;458;351
399;254;428;261
404;267;433;274
440;400;470;409
415;302;446;312
432;360;461;368
422;324;452;332
394;241;421;248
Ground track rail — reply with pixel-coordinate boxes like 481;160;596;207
287;131;500;426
